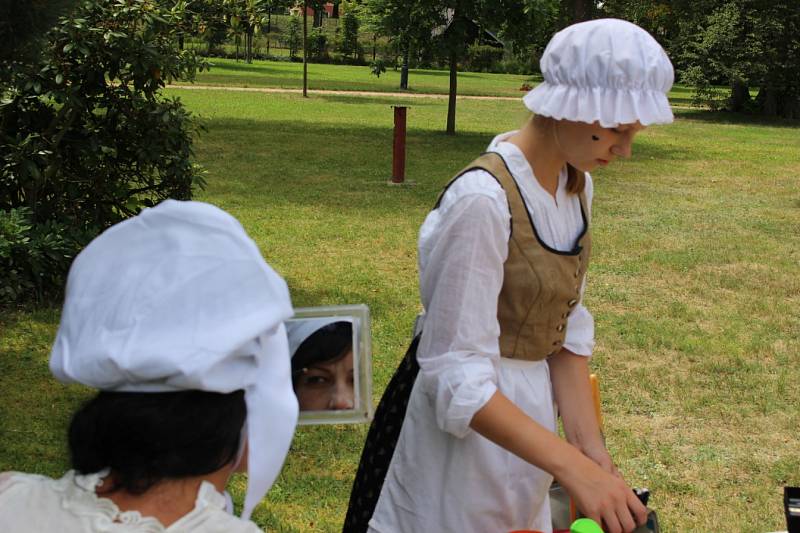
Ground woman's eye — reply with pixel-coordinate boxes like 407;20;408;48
300;375;330;387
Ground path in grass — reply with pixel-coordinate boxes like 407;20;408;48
1;90;798;532
169;83;521;100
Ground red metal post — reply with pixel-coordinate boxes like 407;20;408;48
391;106;407;183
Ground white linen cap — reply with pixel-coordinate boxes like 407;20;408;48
49;199;298;520
523;18;674;127
286;317;353;358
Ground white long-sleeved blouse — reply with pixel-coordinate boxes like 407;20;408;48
415;131;595;439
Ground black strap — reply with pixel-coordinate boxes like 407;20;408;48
343;334;421;533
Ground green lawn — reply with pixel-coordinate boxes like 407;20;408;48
180;57;710;106
1;89;798;532
181;57;538;97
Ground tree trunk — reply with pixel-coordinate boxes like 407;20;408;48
303;2;308;97
313;9;323;28
446;49;457;135
267;9;271;34
178;33;184;50
372;34;376;62
400;45;409;90
332;1;339;18
756;86;778;116
729;79;750;112
573;0;589;22
246;28;253;63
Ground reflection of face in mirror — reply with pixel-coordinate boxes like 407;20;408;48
287;319;355;411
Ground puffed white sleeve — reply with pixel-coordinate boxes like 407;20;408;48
416;190;509;439
563;172;595;357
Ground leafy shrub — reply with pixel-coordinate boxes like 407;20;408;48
308;27;329;61
287;15;302;58
370;59;387;78
339;11;361;61
0;0;207;303
0;208;85;303
466;44;504;72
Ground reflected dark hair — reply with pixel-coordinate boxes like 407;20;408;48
291;321;352;383
68;389;246;494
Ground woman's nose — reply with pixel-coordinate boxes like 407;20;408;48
328;385;354;410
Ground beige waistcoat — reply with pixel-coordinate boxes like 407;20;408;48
435;152;592;361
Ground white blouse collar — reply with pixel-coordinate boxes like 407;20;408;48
60;470;228;531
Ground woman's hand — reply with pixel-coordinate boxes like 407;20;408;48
470;391;647;533
555;452;648;533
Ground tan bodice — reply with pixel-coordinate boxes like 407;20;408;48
435;152;592;361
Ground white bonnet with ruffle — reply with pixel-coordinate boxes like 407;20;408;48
524;18;674;127
49;199;298;521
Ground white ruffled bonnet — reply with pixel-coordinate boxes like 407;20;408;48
49;199;298;521
523;18;674;127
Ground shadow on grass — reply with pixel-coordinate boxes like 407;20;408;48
315;94;443;107
205;60;290;75
675;109;800;129
198;116;694;214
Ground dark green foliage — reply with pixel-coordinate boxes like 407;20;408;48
287;15;302;58
0;208;84;303
0;0;81;67
466;44;504;72
339;11;361;61
308;27;328;60
601;0;800;118
369;58;387;78
0;0;207;303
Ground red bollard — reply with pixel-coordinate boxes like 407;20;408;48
391;106;407;184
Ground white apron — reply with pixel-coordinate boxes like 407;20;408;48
368;357;557;533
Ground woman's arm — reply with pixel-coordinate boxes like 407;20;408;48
470;391;648;533
548;349;616;473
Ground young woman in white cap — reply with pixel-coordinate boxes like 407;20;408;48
0;200;299;531
346;18;675;533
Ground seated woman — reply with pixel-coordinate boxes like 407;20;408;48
0;200;299;532
287;318;355;411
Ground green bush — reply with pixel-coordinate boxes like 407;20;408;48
466;44;504;72
339;11;361;62
0;208;84;303
308;27;328;61
0;0;207;303
287;15;302;58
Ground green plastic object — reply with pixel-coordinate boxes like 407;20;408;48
570;518;604;533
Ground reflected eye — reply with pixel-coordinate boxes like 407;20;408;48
299;374;331;387
591;135;600;141
295;368;333;388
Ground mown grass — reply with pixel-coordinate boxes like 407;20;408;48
180;57;712;106
182;57;538;97
1;89;798;532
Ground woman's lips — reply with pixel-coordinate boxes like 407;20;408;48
596;158;609;165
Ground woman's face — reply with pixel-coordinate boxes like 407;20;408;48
294;350;355;411
556;120;646;172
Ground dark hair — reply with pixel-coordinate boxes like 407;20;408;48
291;321;352;384
68;389;246;494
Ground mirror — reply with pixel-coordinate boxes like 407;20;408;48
286;304;373;425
